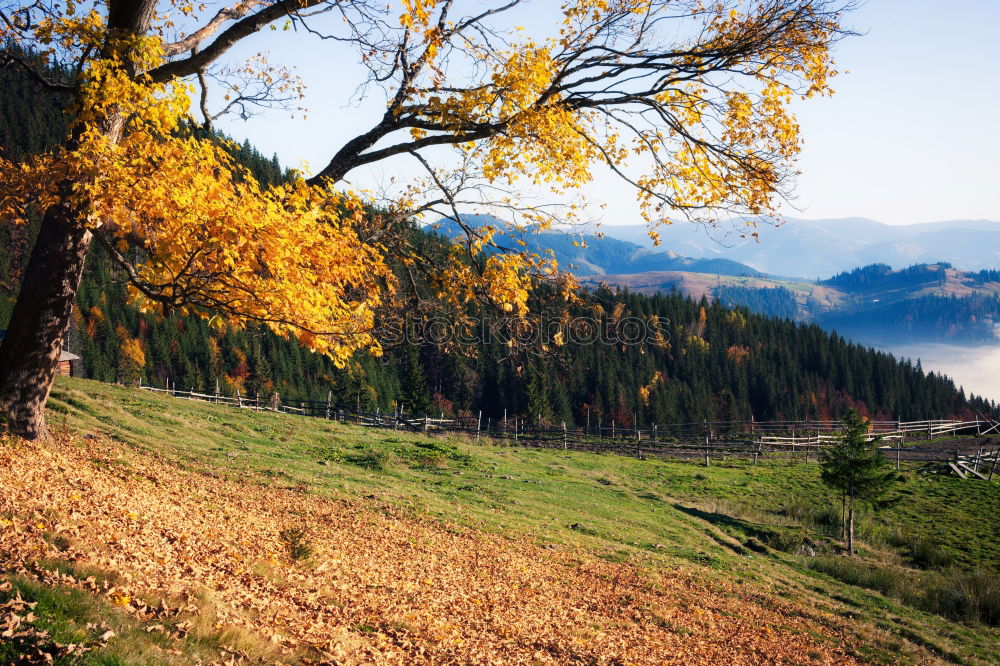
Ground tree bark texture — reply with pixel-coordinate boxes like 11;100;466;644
847;501;855;556
0;204;92;439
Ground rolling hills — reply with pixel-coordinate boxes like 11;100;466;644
430;215;763;278
582;262;1000;345
436;215;1000;345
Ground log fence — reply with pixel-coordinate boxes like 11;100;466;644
138;385;997;472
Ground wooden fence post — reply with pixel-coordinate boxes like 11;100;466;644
132;390;989;473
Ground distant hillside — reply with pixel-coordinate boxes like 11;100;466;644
431;216;763;278
586;262;1000;345
588;217;1000;278
815;263;1000;345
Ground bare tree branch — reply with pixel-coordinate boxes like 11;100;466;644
161;2;267;57
0;49;76;94
147;0;322;82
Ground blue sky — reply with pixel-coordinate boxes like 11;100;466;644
214;1;1000;227
788;0;1000;225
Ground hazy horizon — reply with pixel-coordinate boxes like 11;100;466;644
880;342;1000;405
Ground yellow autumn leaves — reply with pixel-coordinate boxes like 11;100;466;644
0;13;392;365
403;0;837;227
0;0;842;364
0;430;866;664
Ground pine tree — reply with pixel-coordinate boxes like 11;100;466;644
819;409;898;555
399;344;431;416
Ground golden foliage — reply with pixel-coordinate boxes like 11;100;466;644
727;344;751;364
115;325;146;386
402;1;840;225
0;0;845;365
638;370;665;406
0;13;393;364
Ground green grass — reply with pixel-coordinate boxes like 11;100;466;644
808;556;1000;626
0;559;297;665
1;568;199;665
32;377;1000;663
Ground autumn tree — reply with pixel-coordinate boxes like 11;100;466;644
0;0;850;439
115;324;145;386
819;409;897;555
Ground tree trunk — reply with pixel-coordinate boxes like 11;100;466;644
0;203;92;439
840;492;846;540
0;0;158;440
847;499;855;556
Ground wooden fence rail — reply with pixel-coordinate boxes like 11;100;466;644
137;385;997;470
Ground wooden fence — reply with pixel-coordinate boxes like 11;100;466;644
138;385;998;472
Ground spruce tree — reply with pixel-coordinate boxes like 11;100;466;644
819;409;898;555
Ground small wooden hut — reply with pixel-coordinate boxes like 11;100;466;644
57;350;81;377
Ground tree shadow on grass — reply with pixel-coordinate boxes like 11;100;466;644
672;504;781;555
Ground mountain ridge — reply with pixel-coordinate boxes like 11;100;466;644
582;261;1000;346
429;215;765;278
584;216;1000;278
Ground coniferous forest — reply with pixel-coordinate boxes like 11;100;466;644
709;262;1000;344
2;54;996;425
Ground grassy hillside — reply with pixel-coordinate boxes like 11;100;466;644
2;377;999;663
